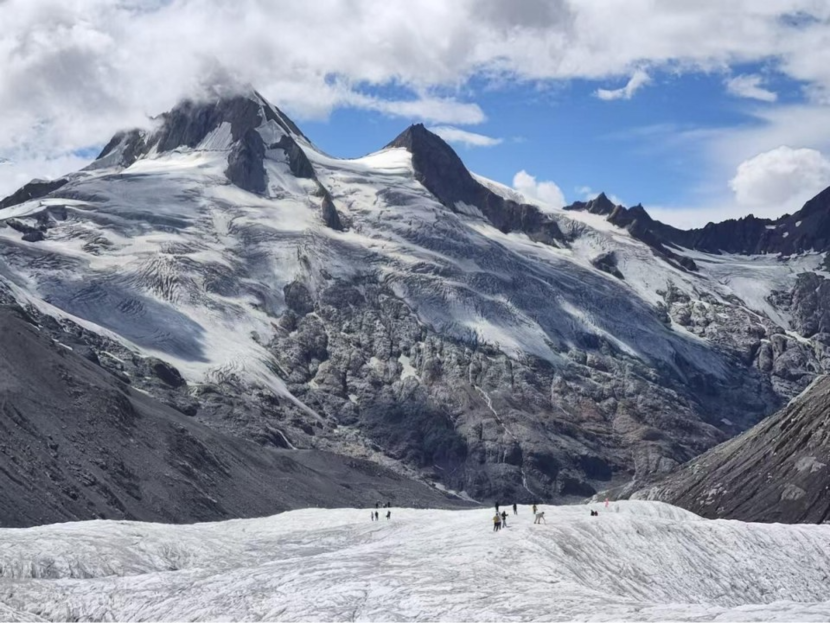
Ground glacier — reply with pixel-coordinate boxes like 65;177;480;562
0;502;828;621
2;90;830;507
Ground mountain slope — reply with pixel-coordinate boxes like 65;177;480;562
1;502;829;621
632;376;830;523
2;88;830;509
0;303;463;527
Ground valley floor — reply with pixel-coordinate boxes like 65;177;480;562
0;502;828;621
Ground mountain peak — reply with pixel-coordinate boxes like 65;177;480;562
90;90;307;171
385;123;444;153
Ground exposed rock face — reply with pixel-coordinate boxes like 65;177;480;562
0;304;466;527
776;272;830;339
633;376;830;524
319;188;345;231
89;130;147;170
271;135;316;179
145;96;263;154
590;251;624;279
6;219;46;242
388;124;566;246
226;128;267;194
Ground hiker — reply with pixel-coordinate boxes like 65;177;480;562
386;510;391;520
532;503;537;515
534;511;546;524
513;503;517;515
493;513;501;532
375;511;379;521
501;510;508;527
375;502;379;509
371;512;375;521
495;502;500;513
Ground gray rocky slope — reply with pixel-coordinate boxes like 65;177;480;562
632;375;830;523
0;303;465;527
2;88;830;513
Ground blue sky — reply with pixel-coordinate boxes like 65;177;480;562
298;65;813;224
2;1;830;228
302;72;754;207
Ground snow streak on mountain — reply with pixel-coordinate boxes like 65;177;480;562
0;502;828;621
2;87;830;513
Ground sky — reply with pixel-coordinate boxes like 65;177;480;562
2;1;830;228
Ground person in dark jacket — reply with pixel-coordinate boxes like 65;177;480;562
501;510;508;527
386;510;391;520
513;503;517;515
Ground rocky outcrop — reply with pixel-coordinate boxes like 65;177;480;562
591;251;624;279
225;128;267;194
5;219;45;242
88;130;147;170
564;192;616;216
775;272;830;339
632;376;830;524
0;178;68;210
271;134;316;179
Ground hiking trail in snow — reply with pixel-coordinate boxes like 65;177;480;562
0;501;828;621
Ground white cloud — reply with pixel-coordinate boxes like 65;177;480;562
3;1;830;197
726;74;777;102
429;126;502;147
513;170;566;210
0;152;90;200
595;70;651;101
729;146;830;207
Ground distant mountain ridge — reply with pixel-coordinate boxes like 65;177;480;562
563;186;830;261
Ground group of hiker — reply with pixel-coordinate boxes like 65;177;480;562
493;502;536;532
367;499;609;527
492;501;607;530
371;501;392;521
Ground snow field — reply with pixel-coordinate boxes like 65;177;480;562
0;501;828;621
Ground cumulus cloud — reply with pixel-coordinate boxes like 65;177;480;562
595;70;651;101
429;126;502;147
513;170;566;210
3;1;830;198
729;146;830;207
643;147;830;228
726;74;777;102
